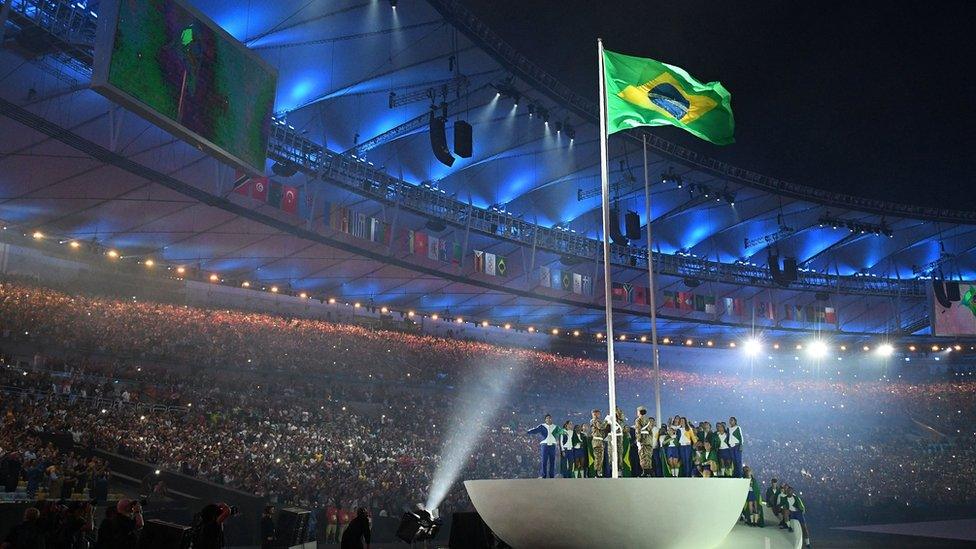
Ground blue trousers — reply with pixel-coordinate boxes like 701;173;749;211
539;444;556;478
730;445;743;477
679;445;693;477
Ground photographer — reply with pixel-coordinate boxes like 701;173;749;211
192;503;235;549
339;508;370;549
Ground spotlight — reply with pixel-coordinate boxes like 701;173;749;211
107;250;119;258
388;0;397;8
69;241;80;248
381;306;388;313
504;323;511;330
552;328;559;335
300;292;308;299
640;335;647;342
32;231;44;239
396;510;442;544
354;302;362;308
685;339;693;346
143;259;154;267
481;320;489;327
528;326;535;333
573;330;580;337
209;274;219;282
807;340;829;359
596;332;603;339
176;266;186;275
431;314;438;320
407;310;414;317
270;286;279;293
455;317;463;323
242;281;250;288
743;338;762;356
329;298;337;305
876;343;894;357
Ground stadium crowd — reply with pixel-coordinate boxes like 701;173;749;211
1;278;974;532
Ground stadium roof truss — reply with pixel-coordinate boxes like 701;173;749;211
0;0;968;338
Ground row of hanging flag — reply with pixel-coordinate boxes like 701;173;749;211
539;265;595;295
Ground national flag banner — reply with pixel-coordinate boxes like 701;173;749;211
438;240;449;262
633;285;646;305
733;298;746;316
353;213;368;239
783;304;794;321
452;242;462;265
428;236;440;260
694;294;706;312
496;256;508;276
678;291;694;311
573;272;583;294
321;200;331;227
485;253;496;276
540;266;551;287
281;185;299;214
722;296;734;315
813;306;827;322
252;176;269;202
415;231;428;257
552;268;562;289
603;49;734;145
704;295;717;314
232;170;252;196
341;207;350;233
664;291;677;309
298;189;313;220
612;282;629;302
825;306;837;324
581;275;593;296
404;229;415;254
381;222;392;245
369;218;379;242
474;250;484;272
267;181;283;208
561;271;572;292
795;305;806;322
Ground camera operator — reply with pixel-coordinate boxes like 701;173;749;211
339;508;371;549
192;503;236;549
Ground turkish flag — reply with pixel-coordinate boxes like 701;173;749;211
251;176;269;202
281;185;299;214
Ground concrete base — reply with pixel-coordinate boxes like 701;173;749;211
464;478;752;549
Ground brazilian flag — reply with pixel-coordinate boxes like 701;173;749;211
603;49;734;145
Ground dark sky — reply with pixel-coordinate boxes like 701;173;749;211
465;1;976;210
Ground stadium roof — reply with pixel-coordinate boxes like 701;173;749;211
0;0;969;338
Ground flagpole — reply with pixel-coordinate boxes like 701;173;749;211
597;38;620;479
643;134;662;425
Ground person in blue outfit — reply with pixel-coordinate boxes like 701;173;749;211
526;414;565;478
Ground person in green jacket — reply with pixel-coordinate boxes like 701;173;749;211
743;466;764;527
779;485;811;547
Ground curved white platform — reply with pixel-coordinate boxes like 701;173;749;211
465;478;750;549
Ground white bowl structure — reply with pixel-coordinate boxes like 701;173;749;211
465;478;750;549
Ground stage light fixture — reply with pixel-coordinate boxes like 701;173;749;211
504;323;511;330
176;266;185;275
208;273;218;282
300;292;308;299
242;281;250;288
431;314;438;320
107;250;119;258
455;317;463;323
481;320;489;327
144;259;154;267
69;241;80;248
329;298;337;304
743;338;762;356
388;0;397;8
528;326;536;333
395;510;442;544
685;339;693;346
573;330;580;337
552;328;560;335
908;345;916;352
270;286;279;293
381;306;388;313
407;310;414;317
807;340;829;359
32;231;43;239
876;343;894;357
931;345;939;351
862;345;870;352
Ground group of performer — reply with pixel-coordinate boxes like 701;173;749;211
525;408;745;480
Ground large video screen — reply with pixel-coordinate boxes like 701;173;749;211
93;0;277;173
931;280;976;336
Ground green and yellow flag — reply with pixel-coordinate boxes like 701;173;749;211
603;49;734;145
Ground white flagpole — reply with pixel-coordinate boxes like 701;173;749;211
644;134;663;424
597;38;620;479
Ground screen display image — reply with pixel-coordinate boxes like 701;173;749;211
94;0;277;173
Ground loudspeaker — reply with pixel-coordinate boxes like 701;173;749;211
454;120;473;158
609;209;628;245
276;507;311;547
138;520;192;549
430;113;455;167
683;277;702;288
625;210;641;240
933;280;961;308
